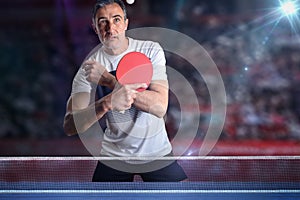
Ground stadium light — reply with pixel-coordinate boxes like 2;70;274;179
280;0;299;16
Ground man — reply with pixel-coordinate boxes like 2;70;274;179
63;0;187;182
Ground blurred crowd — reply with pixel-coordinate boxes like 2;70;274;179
1;0;300;141
165;0;300;140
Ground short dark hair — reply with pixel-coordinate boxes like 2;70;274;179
92;0;127;21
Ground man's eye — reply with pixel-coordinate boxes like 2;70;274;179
98;20;108;26
114;18;121;23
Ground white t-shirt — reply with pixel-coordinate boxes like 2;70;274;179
72;37;172;159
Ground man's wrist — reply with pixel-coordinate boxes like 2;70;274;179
108;77;117;90
96;96;112;114
103;95;112;112
99;71;117;89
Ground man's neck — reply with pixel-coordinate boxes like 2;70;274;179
104;37;129;56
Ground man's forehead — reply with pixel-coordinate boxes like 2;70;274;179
96;3;125;19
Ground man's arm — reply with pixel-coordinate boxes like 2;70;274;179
82;59;168;118
63;83;147;136
133;80;169;118
84;60;117;90
63;92;110;136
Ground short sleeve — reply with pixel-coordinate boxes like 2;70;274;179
71;66;93;95
149;42;168;81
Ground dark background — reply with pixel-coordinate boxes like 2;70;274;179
1;0;300;155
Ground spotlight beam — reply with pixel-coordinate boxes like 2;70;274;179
280;0;298;15
279;0;300;34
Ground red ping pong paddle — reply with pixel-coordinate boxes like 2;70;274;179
116;52;153;92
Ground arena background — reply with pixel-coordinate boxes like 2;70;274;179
0;0;300;183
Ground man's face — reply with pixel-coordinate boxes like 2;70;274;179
93;3;128;52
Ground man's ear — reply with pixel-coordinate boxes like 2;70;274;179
125;18;129;30
92;22;98;34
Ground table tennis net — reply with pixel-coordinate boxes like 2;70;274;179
1;156;300;182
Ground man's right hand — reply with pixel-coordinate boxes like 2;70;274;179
83;60;116;89
108;83;147;112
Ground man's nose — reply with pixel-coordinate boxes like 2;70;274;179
105;21;115;33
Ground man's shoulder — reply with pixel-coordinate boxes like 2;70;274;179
129;37;162;53
129;37;160;48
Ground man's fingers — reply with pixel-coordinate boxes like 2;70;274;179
83;60;96;65
126;83;148;91
82;60;96;70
